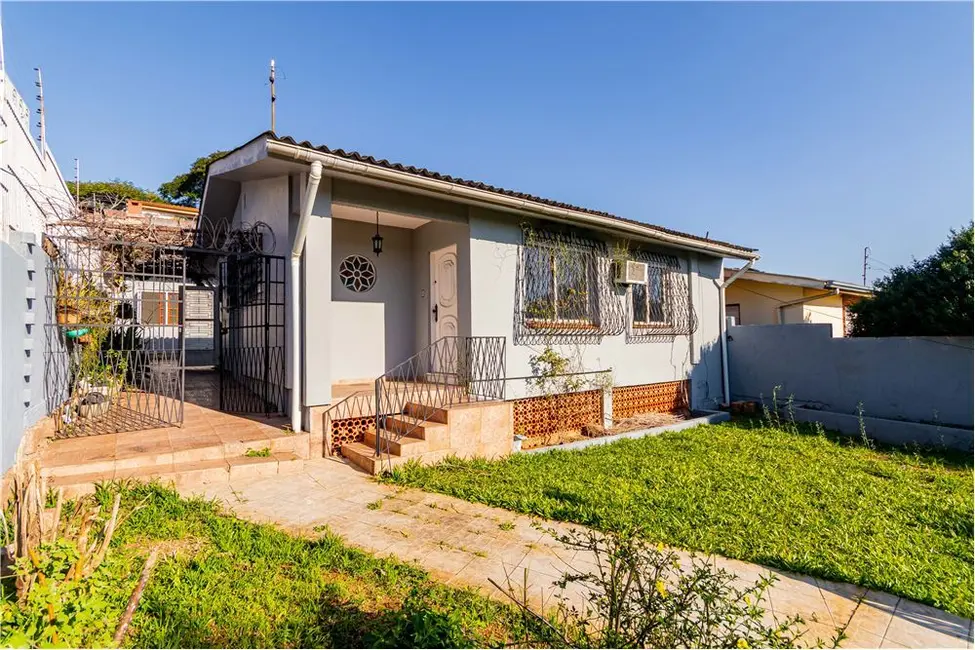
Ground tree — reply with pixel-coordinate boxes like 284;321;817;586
849;224;973;337
158;150;228;207
75;180;161;208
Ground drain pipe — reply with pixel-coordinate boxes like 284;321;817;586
290;160;323;432
717;259;758;407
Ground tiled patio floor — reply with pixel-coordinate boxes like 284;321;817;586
189;458;974;649
41;391;290;473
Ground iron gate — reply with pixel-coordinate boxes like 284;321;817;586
218;254;286;415
44;234;186;438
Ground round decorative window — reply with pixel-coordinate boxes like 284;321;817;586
338;255;377;293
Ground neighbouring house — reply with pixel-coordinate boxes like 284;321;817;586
197;132;759;472
723;268;873;337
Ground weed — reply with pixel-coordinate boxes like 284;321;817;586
856;402;874;450
244;447;271;458
366;498;384;510
498;521;515;532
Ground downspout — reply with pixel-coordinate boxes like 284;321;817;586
290;160;323;432
775;289;839;324
717;259;758;407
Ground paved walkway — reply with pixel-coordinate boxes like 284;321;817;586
188;457;973;649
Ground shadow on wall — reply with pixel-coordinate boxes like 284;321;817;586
728;324;974;429
742;384;975;454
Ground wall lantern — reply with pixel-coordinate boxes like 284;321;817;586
372;211;384;256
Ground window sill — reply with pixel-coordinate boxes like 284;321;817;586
525;318;599;331
632;322;671;330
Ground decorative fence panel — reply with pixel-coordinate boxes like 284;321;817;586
512;389;603;441
612;380;689;421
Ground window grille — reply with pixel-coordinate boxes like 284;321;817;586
626;250;697;342
515;228;625;344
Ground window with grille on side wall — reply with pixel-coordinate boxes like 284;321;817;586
625;251;697;339
141;291;181;325
521;241;599;329
632;266;670;328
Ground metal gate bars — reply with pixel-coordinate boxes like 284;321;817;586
218;254;286;415
44;234;186;438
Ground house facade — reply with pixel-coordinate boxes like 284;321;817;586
723;268;873;337
200;132;759;471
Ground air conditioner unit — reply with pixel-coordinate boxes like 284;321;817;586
615;260;648;284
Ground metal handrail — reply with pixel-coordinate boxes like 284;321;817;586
374;336;505;472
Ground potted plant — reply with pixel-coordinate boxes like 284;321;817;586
75;345;127;419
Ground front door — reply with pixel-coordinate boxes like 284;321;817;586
430;245;459;375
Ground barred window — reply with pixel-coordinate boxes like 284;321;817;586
632;267;668;328
626;251;698;341
522;242;598;328
516;228;626;343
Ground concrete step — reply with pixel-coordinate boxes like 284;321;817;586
384;414;449;441
341;441;456;475
363;429;428;457
43;431;310;479
49;452;304;498
403;402;449;424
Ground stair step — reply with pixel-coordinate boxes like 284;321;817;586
403;402;449;424
42;432;310;479
49;452;304;498
363;430;428;457
340;441;455;475
384;414;448;440
340;442;382;474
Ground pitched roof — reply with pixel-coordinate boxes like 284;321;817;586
253;132;756;256
725;267;873;295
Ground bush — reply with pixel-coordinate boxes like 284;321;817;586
497;527;805;648
850;225;973;337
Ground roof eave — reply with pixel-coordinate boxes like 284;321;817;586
264;136;758;260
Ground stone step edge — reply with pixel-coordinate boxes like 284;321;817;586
42;432;311;479
49;452;304;498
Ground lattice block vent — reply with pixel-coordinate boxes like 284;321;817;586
612;380;689;421
331;416;375;456
512;390;603;440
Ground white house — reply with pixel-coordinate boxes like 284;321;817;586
200;132;759;472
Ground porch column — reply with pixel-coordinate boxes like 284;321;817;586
300;177;333;424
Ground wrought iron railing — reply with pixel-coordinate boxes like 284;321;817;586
374;336;506;470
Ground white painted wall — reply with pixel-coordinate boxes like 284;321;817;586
1;71;73;239
331;302;385;382
233;176;289;256
331;219;414;379
468;207;726;409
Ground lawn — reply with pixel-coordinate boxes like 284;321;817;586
1;484;530;648
385;420;975;618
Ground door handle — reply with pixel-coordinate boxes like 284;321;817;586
432;304;439;322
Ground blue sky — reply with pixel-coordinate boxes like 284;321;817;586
3;2;971;283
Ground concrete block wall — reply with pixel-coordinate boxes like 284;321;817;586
1;233;59;473
728;324;974;429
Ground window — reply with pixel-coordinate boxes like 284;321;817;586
727;303;741;326
631;267;669;328
522;243;598;328
141;291;180;325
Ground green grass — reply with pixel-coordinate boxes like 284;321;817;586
2;484;532;648
384;420;975;618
